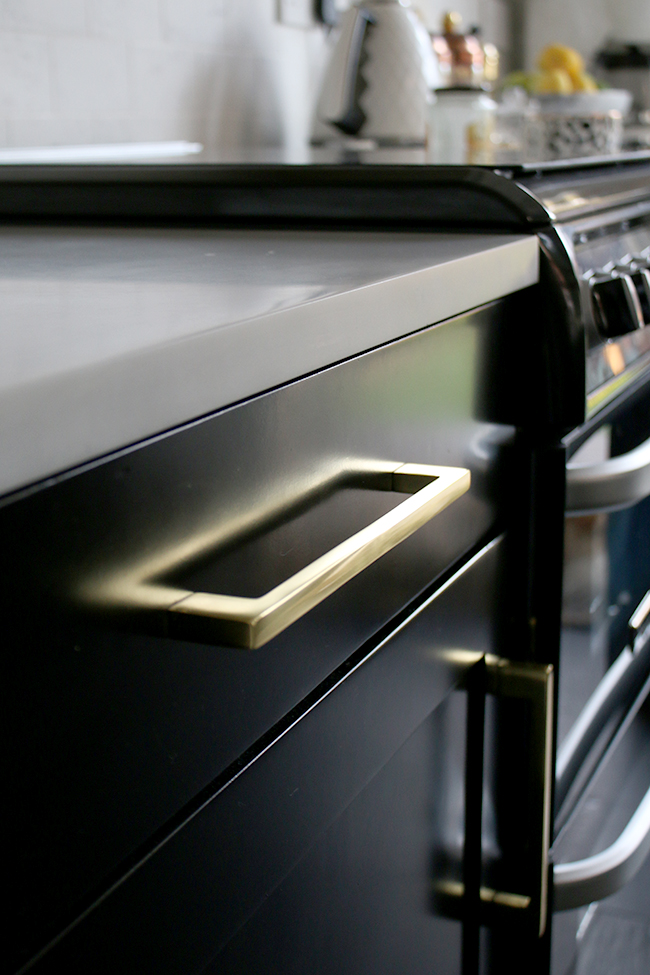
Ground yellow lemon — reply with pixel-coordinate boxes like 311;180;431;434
572;72;599;93
537;44;584;79
535;68;574;95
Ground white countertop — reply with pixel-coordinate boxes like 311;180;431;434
0;226;538;498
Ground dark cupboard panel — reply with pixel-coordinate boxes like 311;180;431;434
18;539;502;975
210;692;466;975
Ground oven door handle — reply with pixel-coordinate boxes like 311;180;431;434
555;599;650;813
565;434;650;514
554;785;650;910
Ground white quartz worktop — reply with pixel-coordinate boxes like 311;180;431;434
0;226;538;498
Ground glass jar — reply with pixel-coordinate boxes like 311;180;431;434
427;87;497;164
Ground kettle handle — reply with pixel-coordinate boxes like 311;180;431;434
329;8;376;136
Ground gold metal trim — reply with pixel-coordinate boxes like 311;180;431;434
485;655;554;938
436;880;531;912
168;463;470;648
83;462;469;649
434;657;553;935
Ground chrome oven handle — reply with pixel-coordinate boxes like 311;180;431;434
566;434;650;514
554;785;650;910
630;590;650;649
555;592;650;814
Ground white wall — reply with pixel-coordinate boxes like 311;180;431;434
523;0;610;70
0;0;514;155
524;0;650;71
0;0;330;154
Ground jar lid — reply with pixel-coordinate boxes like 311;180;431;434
433;85;490;94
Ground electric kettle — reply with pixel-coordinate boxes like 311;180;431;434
314;0;438;146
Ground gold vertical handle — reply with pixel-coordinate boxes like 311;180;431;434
486;656;555;937
433;654;554;938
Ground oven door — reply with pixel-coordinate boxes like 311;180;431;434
551;378;650;974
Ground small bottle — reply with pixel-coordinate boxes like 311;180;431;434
442;11;486;88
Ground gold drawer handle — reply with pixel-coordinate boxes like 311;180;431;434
435;656;554;937
165;463;470;649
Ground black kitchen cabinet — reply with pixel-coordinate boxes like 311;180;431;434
7;298;518;973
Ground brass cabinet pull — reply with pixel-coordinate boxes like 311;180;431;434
434;655;554;938
485;656;555;938
87;462;469;649
167;463;469;648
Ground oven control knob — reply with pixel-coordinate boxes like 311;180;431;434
588;270;645;338
612;262;650;325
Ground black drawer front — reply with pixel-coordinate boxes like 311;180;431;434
20;538;502;975
7;302;514;967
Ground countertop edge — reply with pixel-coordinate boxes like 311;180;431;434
0;234;538;499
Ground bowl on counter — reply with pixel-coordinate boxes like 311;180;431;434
530;90;632;160
536;89;633;116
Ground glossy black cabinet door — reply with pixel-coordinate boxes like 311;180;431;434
19;539;502;975
211;691;467;975
6;299;516;971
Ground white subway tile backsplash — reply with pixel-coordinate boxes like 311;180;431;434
270;24;327;158
210;54;282;147
524;0;610;69
0;0;86;35
130;44;210;125
85;0;163;45
478;0;510;53
0;0;339;153
89;117;133;144
222;0;278;54
0;0;628;153
6;117;95;147
0;33;51;117
50;35;129;118
134;115;200;142
161;0;224;48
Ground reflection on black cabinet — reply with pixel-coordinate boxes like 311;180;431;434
18;539;502;974
213;694;466;975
